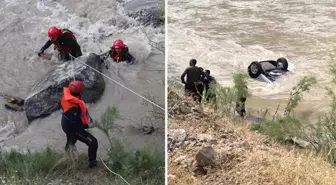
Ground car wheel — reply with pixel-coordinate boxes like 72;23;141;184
277;57;288;71
248;61;262;78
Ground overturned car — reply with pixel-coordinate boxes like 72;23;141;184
247;57;289;81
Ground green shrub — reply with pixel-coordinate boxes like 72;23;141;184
204;71;250;116
107;140;164;185
253;76;316;142
0;147;67;184
96;106;165;185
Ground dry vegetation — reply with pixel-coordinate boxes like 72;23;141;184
168;92;336;185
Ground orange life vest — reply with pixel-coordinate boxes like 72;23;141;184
52;29;76;53
60;87;90;125
111;49;122;63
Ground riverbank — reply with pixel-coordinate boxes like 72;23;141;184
167;86;336;185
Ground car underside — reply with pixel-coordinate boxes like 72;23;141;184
247;57;289;81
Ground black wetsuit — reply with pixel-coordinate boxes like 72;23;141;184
181;66;207;102
111;46;134;62
203;75;216;102
101;45;134;63
235;84;248;117
203;75;215;91
61;106;98;164
40;34;82;61
235;96;247;117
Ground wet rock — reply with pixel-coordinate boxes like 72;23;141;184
7;96;24;106
24;53;105;121
1;94;25;112
5;103;23;111
195;146;218;168
128;7;163;28
141;126;155;135
168;129;187;152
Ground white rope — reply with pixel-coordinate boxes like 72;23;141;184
70;54;165;111
71;58;75;81
99;157;131;185
68;54;76;81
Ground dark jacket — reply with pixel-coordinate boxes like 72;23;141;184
203;75;215;89
110;45;134;62
40;34;82;58
61;106;89;133
181;66;207;85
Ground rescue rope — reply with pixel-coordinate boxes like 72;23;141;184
69;54;165;111
71;58;76;81
99;157;131;185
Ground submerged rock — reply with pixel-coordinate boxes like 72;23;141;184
141;126;155;135
128;6;164;28
1;94;25;112
24;53;105;121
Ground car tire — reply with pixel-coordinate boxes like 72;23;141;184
248;61;262;78
277;57;288;71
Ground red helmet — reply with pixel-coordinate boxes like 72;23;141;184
69;80;84;94
112;39;124;49
48;26;61;39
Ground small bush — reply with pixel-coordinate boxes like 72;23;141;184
107;140;165;185
95;106;122;138
232;72;250;100
253;76;316;142
252;116;303;142
301;55;336;163
96;106;165;185
284;76;317;116
204;71;250;116
141;93;165;128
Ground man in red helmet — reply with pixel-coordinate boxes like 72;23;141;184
38;26;82;61
60;80;98;168
101;39;135;64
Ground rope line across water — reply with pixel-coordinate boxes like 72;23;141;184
69;54;164;111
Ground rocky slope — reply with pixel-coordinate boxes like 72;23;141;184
167;90;336;185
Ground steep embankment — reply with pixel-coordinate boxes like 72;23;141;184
167;90;336;185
